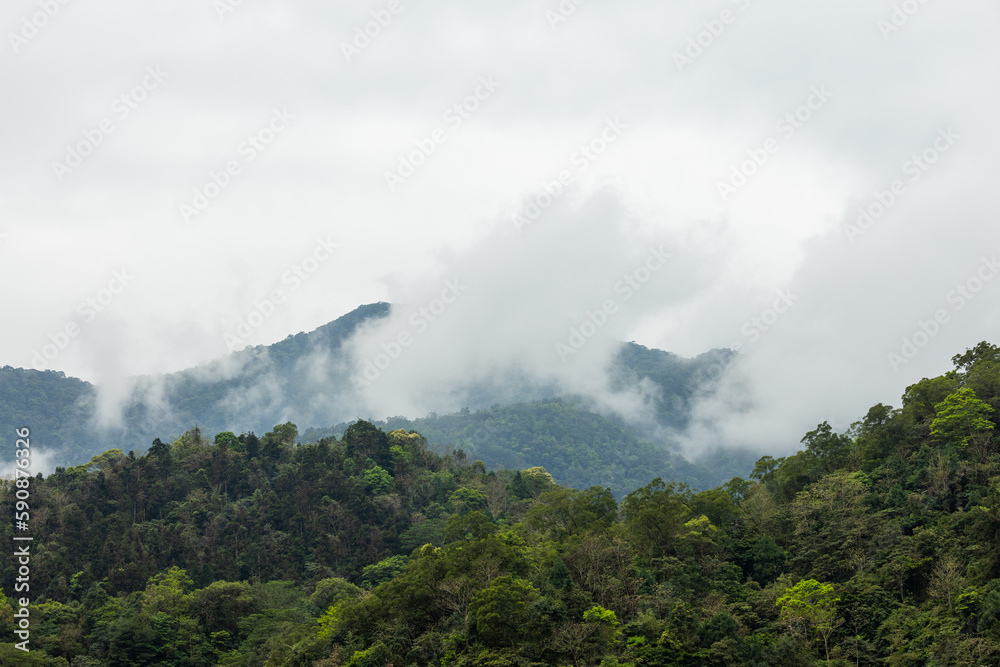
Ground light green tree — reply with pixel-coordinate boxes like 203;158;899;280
930;388;995;449
361;555;408;587
583;605;623;649
550;605;623;666
363;464;394;495
676;515;720;556
776;579;842;660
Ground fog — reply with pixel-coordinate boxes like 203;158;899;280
2;0;999;462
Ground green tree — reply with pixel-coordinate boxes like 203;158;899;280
954;341;1000;422
449;487;489;515
776;579;842;660
621;478;692;560
238;431;260;458
750;535;786;584
583;605;623;650
362;555;408;587
445;510;498;543
675;515;719;557
800;421;851;474
260;422;298;460
190;580;255;641
142;566;194;616
310;578;362;612
467;575;539;647
902;375;960;425
522;486;617;541
953;340;1000;372
214;431;241;451
363;464;394;495
521;466;556;496
509;471;531;500
343;420;391;466
549;606;625;667
346;641;390;667
930;387;995;449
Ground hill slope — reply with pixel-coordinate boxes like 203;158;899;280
0;303;742;490
305;399;756;498
3;341;1000;665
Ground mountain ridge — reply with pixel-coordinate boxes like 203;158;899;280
1;302;744;490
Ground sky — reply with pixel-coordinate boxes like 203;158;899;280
2;0;999;458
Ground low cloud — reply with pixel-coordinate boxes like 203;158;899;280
341;190;729;429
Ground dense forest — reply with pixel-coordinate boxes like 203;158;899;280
0;367;101;465
302;400;758;498
3;341;1000;665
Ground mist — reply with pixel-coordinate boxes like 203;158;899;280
339;191;727;428
3;0;1000;468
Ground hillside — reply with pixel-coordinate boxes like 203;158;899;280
0;367;100;463
304;400;757;498
0;302;391;467
0;304;742;491
2;341;1000;665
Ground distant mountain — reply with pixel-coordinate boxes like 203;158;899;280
0;366;99;460
1;302;390;466
304;400;757;498
0;303;749;489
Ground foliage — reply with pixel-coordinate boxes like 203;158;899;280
776;579;842;659
5;341;1000;665
930;387;995;449
1;303;754;498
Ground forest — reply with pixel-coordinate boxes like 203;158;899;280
2;341;1000;665
302;398;758;499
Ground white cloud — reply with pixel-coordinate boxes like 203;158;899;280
2;0;998;460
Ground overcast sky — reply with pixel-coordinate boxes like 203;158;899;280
2;0;999;456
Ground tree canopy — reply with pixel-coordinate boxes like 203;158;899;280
3;341;1000;665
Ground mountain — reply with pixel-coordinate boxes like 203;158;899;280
0;367;100;461
303;400;756;499
0;303;744;490
3;341;999;665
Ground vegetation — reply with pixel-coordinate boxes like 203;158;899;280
304;400;759;499
0;304;742;496
4;342;1000;665
0;367;99;466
